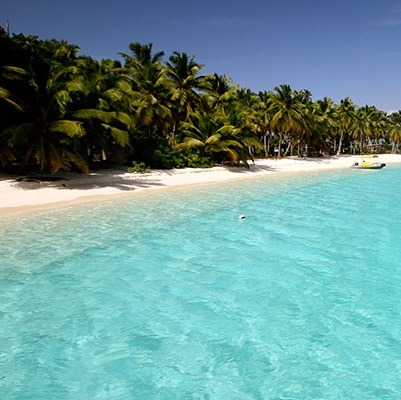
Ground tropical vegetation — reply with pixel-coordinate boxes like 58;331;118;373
1;27;401;175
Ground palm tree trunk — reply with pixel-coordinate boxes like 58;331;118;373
283;141;291;157
263;132;268;157
88;144;94;164
278;133;283;158
336;132;344;156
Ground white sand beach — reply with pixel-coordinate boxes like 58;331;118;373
1;154;401;217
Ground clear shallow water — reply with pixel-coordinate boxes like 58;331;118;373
1;167;401;399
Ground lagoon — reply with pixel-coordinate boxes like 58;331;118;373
1;167;401;399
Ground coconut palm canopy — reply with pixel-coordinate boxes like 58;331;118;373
1;28;399;174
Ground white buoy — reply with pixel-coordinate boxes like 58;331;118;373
239;214;246;219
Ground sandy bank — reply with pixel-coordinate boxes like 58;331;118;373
1;154;401;217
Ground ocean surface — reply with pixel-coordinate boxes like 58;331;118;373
1;166;401;399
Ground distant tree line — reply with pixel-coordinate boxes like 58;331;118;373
1;28;401;174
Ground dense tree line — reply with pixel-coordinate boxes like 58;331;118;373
1;28;401;175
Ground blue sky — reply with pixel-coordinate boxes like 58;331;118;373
3;0;401;111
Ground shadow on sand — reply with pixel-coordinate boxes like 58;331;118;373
2;156;347;192
6;172;167;192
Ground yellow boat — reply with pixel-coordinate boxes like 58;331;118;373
351;160;386;169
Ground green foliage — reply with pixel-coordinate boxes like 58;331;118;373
127;161;149;173
152;147;214;169
152;147;186;168
1;27;400;175
185;150;215;168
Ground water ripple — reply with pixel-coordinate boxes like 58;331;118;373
1;167;401;398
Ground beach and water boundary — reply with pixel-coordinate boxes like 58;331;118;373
1;154;401;217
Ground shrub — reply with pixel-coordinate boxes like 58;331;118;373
127;161;149;174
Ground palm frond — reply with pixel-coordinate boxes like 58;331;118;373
219;139;243;148
6;123;36;146
47;143;67;173
52;65;81;82
103;88;125;102
73;109;112;122
176;138;204;149
0;66;30;81
241;137;264;149
0;87;25;112
49;120;86;137
217;147;239;162
53;90;73;111
215;125;236;136
110;112;134;128
205;134;222;145
62;149;90;175
65;79;85;93
101;124;130;147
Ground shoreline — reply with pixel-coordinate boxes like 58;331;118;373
1;154;401;218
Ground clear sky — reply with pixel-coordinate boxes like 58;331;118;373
3;0;401;111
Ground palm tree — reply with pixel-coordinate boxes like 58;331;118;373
304;97;336;156
117;43;174;165
0;66;27;113
177;109;247;165
1;41;89;173
267;85;305;158
256;91;275;157
120;42;172;137
388;112;401;153
70;57;133;165
202;73;238;115
353;106;369;154
352;106;386;154
230;88;264;160
120;42;164;68
0;66;29;167
130;62;172;135
335;98;356;155
366;107;387;153
165;51;204;143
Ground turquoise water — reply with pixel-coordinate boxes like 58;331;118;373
1;167;401;399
